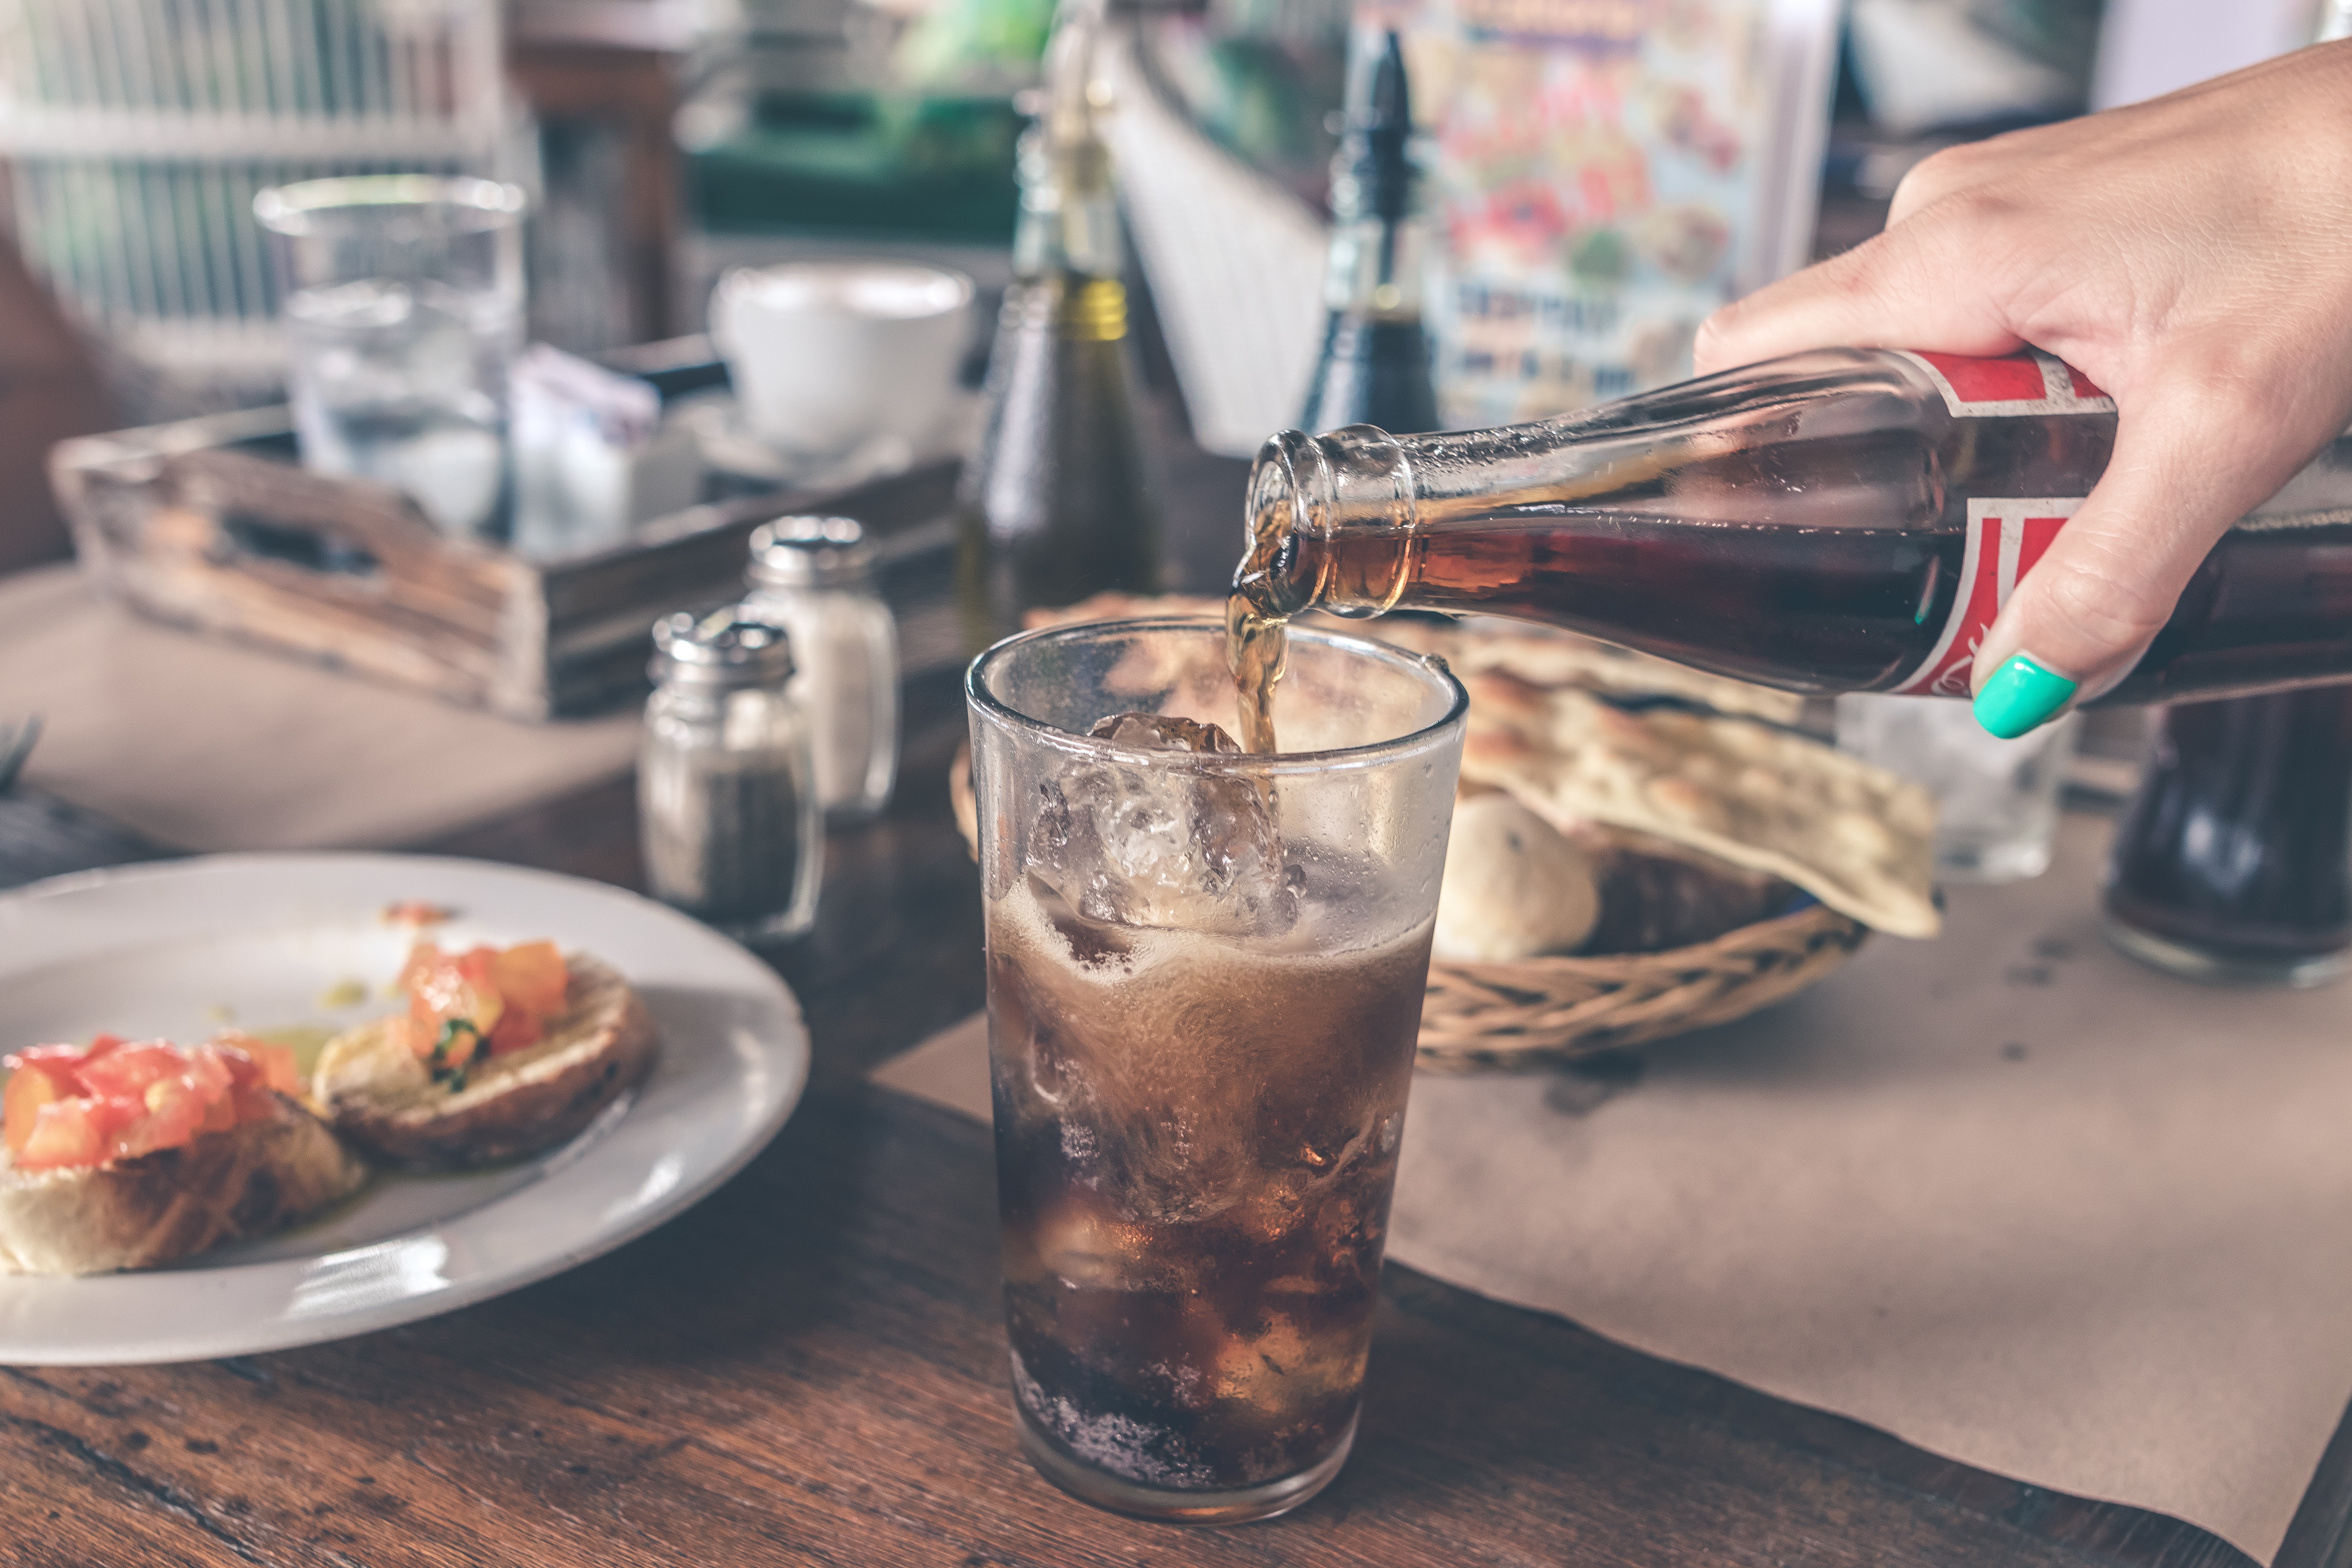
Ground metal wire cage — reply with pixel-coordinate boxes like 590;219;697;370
0;0;524;404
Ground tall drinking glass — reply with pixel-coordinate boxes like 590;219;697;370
966;617;1467;1523
255;175;527;538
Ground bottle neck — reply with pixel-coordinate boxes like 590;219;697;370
1006;102;1128;342
1320;84;1422;319
1012;128;1123;278
1010;0;1124;336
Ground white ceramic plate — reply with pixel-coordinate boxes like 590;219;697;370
0;854;809;1365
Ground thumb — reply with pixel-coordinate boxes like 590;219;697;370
1966;380;2309;735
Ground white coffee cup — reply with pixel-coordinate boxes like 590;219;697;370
710;261;974;459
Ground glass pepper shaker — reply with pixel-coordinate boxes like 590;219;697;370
744;515;900;822
639;606;821;942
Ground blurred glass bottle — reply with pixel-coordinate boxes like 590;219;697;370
2103;687;2352;987
956;0;1160;650
1299;31;1439;436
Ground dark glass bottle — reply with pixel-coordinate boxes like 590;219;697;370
2103;688;2352;985
1298;31;1439;437
956;0;1160;651
1233;346;2352;704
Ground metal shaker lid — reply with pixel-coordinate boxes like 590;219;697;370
747;515;875;590
649;605;796;688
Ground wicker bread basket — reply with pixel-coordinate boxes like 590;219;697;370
947;743;1871;1071
1415;902;1868;1071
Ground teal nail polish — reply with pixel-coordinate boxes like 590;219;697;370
1973;655;2078;739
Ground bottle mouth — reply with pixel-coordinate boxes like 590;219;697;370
1235;426;1417;621
1234;431;1327;621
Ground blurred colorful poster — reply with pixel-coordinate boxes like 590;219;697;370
1360;0;1836;425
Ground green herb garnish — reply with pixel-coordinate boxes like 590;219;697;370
430;1019;479;1089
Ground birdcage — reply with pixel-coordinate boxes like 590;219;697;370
0;0;526;409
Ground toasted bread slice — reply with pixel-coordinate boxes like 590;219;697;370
314;951;657;1169
0;1093;367;1276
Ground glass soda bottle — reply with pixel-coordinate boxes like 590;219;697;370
1231;346;2352;704
956;0;1160;651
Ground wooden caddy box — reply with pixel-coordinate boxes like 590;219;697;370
49;405;958;722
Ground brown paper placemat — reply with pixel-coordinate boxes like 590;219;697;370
873;813;2352;1563
0;564;640;851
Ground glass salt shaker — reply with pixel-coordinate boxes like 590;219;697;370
639;606;821;942
745;515;900;822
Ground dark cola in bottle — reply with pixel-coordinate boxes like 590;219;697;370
1230;347;2352;706
2104;687;2352;985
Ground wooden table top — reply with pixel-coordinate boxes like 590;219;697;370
3;660;2348;1568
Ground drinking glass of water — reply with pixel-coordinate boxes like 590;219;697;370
255;176;527;539
1837;693;2082;883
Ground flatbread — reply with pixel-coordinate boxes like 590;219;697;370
1461;673;1939;939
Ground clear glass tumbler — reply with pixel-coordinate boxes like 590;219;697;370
966;617;1468;1524
255;175;528;538
1836;693;2081;882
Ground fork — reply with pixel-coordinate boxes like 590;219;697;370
0;714;42;794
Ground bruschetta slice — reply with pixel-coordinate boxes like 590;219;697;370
314;950;657;1169
0;1037;365;1276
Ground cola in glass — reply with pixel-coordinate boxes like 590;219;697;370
988;883;1430;1504
966;618;1466;1523
1233;347;2352;704
2104;686;2352;984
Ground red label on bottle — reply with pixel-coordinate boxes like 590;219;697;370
1891;498;2082;696
1897;350;2114;418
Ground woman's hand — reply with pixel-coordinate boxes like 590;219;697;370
1695;41;2352;734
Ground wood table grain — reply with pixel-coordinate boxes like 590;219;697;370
3;674;2348;1568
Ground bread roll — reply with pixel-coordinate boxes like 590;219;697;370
1433;795;1601;962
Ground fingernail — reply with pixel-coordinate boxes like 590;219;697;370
1972;654;2078;739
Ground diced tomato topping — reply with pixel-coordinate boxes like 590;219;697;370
2;1034;290;1172
78;1042;201;1101
485;1009;543;1057
489;942;568;1019
403;943;506;1041
394;938;569;1076
3;1062;59;1154
19;1097;105;1169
